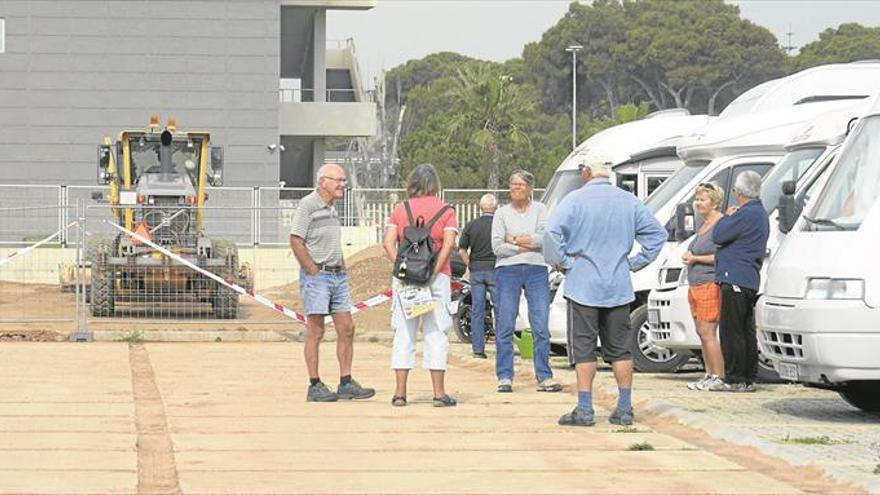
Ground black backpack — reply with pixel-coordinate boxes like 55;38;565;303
393;201;451;285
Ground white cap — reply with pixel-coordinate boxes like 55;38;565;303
581;149;613;176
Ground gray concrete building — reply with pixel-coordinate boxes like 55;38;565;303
0;0;376;188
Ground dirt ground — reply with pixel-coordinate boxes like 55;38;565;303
0;245;394;338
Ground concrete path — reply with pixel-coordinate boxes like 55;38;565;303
0;342;857;494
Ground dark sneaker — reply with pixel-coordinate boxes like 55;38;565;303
497;379;513;393
608;408;634;426
473;352;488;359
433;395;457;407
337;379;376;400
558;407;595;427
729;382;757;393
307;381;338;402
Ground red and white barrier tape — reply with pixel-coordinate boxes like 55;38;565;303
0;221;78;268
106;221;392;323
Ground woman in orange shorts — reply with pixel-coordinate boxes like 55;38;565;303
682;182;725;391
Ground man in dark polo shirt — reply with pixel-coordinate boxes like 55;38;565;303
712;170;770;393
290;163;375;402
458;193;498;359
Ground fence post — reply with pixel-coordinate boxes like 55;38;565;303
253;186;259;246
59;185;67;246
72;200;91;342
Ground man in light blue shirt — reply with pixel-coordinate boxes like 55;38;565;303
544;151;666;427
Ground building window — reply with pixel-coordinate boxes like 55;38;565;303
0;18;5;54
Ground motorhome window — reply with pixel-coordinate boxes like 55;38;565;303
808;116;880;230
540;170;583;212
617;174;637;196
645;162;708;214
646;175;666;196
799;153;837;206
726;164;772;211
761;147;824;213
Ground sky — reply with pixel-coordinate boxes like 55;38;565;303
326;0;880;89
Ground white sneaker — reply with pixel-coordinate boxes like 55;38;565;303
703;376;730;392
687;374;710;391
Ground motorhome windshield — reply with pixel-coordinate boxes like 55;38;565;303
541;169;583;212
807;116;880;231
761;147;824;213
645;161;708;214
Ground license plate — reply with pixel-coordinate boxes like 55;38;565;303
776;362;799;381
647;309;660;326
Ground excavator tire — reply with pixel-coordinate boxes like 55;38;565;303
88;237;116;317
211;239;240;319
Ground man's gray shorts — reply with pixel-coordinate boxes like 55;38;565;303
566;299;633;365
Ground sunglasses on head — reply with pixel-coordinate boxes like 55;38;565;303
698;182;718;191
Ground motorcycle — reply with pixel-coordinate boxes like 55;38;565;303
450;251;494;344
451;275;495;344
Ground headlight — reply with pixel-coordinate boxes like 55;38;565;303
805;278;864;300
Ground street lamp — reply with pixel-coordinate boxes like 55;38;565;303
565;44;583;151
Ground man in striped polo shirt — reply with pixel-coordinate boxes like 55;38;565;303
290;164;375;402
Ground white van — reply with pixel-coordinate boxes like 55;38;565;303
646;102;867;379
756;96;880;413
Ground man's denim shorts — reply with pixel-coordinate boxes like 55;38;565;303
299;270;353;315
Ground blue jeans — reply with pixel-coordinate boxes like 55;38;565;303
495;264;552;382
469;269;497;354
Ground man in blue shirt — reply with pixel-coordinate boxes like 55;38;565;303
712;170;770;392
544;151;666;427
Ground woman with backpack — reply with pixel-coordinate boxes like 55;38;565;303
383;163;459;407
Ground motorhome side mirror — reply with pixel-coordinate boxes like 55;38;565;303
209;146;224;186
777;180;799;234
97;145;112;184
674;203;695;242
846;117;859;136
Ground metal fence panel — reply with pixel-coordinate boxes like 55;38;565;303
0;204;79;332
0;184;542;247
0;185;62;245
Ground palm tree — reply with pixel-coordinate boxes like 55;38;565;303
446;68;533;190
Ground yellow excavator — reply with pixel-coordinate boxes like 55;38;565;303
83;115;247;318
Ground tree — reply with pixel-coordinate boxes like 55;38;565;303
446;68;534;189
622;0;786;115
384;52;490;109
521;0;785;116
522;0;627;116
793;23;880;71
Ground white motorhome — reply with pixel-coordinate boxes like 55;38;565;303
541;109;711;212
524;61;880;372
718;61;880;119
646;102;867;379
756;95;880;413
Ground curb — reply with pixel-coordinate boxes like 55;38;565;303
608;384;880;494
